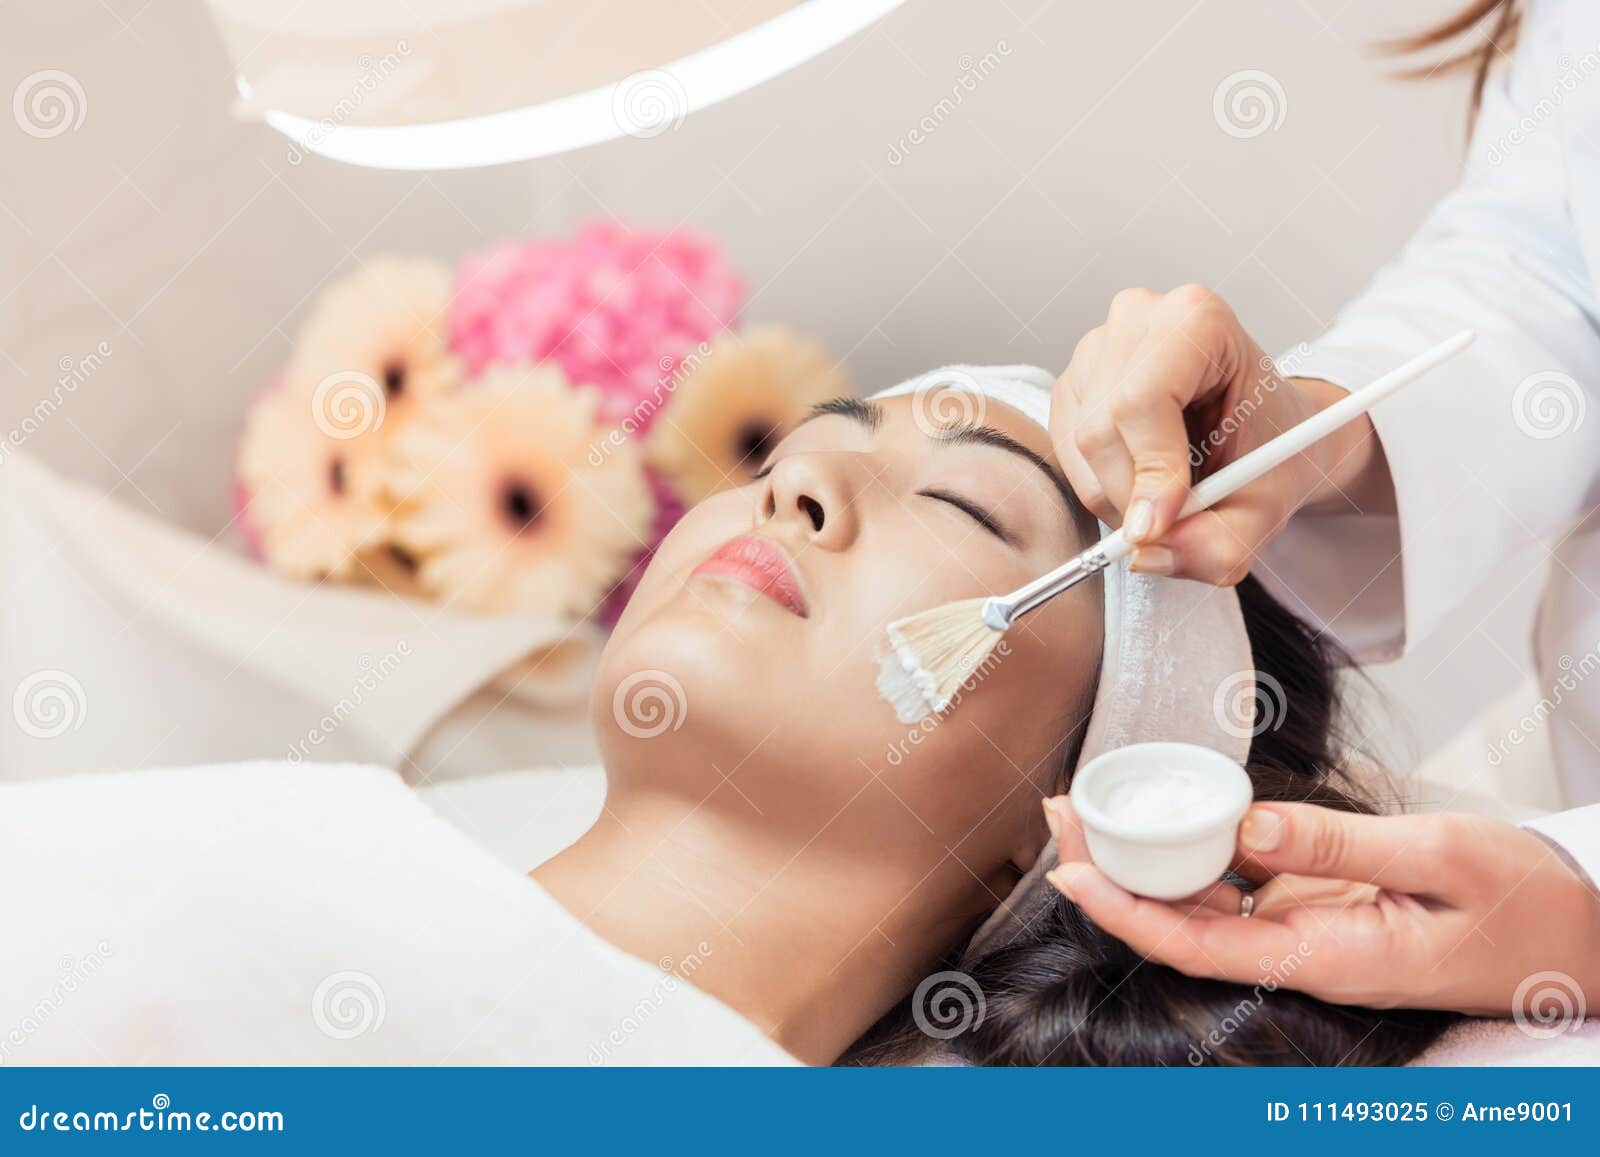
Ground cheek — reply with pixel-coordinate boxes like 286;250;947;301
842;519;1035;642
591;491;754;758
692;511;1041;775
975;588;1101;781
870;586;1101;832
824;521;1038;725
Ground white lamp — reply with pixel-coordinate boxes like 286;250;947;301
215;0;905;171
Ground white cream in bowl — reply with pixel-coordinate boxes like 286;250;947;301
1069;741;1253;900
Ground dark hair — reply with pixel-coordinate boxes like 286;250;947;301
844;575;1460;1066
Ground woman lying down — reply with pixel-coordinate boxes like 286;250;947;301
0;367;1462;1066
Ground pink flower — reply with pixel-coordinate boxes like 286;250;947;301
451;221;745;439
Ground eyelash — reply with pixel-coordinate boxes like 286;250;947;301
918;488;1009;541
751;463;1009;543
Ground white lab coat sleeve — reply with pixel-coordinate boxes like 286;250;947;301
1525;803;1600;888
1253;0;1600;663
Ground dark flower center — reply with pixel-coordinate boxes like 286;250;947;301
382;359;407;397
500;478;544;533
735;421;778;470
328;457;346;496
388;544;418;573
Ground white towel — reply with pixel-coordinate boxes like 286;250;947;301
416;763;1600;1066
0;452;572;782
1415;1012;1599;1066
4;758;1590;1067
0;762;795;1066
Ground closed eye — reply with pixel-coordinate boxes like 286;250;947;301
918;488;1013;545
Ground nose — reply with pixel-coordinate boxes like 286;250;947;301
758;452;862;551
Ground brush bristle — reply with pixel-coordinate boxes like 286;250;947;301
875;597;1004;723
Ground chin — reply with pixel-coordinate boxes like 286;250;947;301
591;611;884;815
591;606;774;773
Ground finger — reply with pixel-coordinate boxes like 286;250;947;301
1073;324;1145;521
1106;294;1242;540
1073;408;1135;525
1049;381;1114;522
1236;803;1474;900
1046;796;1244;914
1107;360;1199;546
1043;796;1091;863
1249;873;1380;919
1179;876;1247;915
1046;861;1310;985
1135;500;1283;584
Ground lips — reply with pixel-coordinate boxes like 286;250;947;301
691;535;809;617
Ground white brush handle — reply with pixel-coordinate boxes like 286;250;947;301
983;329;1475;629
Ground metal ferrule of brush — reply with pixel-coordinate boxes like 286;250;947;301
981;544;1111;630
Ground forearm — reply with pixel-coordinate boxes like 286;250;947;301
1291;377;1396;517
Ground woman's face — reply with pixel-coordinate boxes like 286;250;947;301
596;391;1102;871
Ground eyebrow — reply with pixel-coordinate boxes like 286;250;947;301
808;395;883;432
801;396;1077;515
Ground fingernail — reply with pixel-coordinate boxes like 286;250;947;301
1041;798;1061;838
1045;864;1083;897
1131;545;1175;575
1125;500;1153;542
1239;806;1284;852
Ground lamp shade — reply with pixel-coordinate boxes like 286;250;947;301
214;0;904;170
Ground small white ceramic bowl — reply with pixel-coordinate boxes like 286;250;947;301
1069;741;1253;901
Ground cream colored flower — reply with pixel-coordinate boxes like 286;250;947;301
647;325;848;503
351;543;427;599
388;364;653;617
236;384;388;579
285;256;461;444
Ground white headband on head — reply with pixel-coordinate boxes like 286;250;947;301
869;365;1255;951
